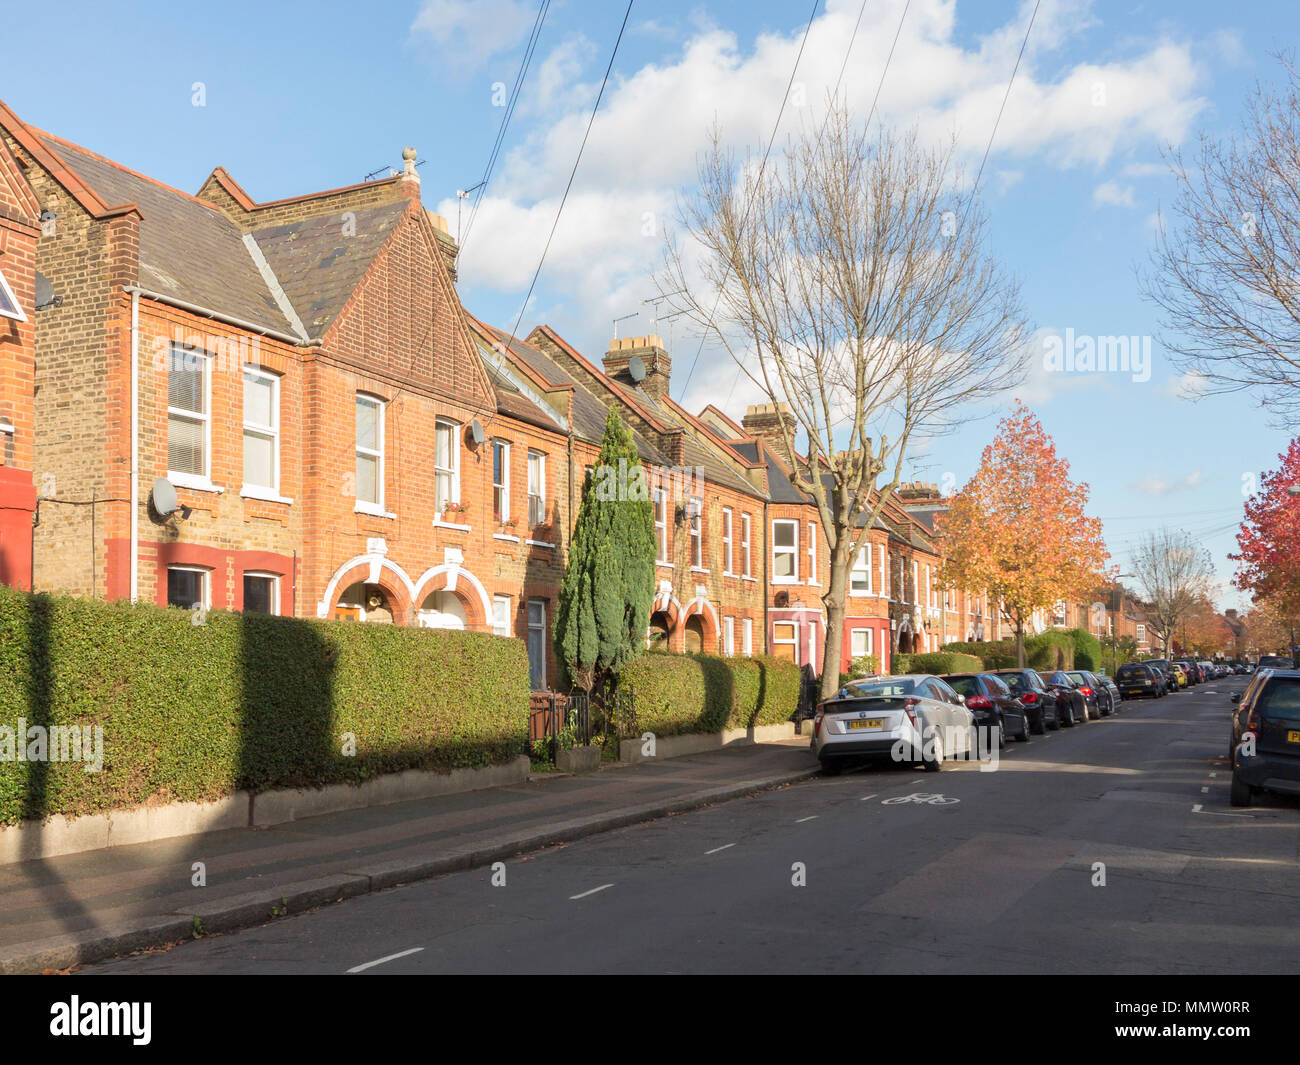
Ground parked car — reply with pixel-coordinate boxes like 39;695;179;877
1040;670;1090;724
1235;663;1250;675
1065;670;1105;717
1067;669;1115;715
815;674;975;774
1144;660;1179;693
1197;660;1217;681
991;669;1059;733
1116;661;1162;699
942;672;1030;745
1229;668;1300;806
1175;659;1200;685
1258;655;1295;671
1094;671;1122;709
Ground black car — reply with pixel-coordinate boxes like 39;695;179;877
942;672;1030;745
1067;669;1114;715
1230;668;1300;806
1094;670;1122;710
1040;670;1089;724
1257;655;1295;671
1143;660;1179;693
991;669;1059;733
1116;661;1161;699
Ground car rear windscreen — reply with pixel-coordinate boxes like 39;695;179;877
846;678;915;698
945;676;978;696
1258;678;1300;720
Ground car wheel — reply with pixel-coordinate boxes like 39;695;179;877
1230;773;1253;808
1063;704;1075;727
997;721;1007;749
820;760;843;776
923;730;944;772
1017;715;1031;741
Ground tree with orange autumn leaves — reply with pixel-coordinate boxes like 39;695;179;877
936;404;1112;667
1232;437;1300;620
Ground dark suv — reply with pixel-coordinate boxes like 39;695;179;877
1257;655;1295;671
1040;670;1089;724
991;669;1058;733
1116;661;1161;699
1230;669;1300;806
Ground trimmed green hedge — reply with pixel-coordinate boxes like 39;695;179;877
940;641;1017;669
1030;631;1075;671
617;652;801;738
892;651;984;676
0;586;530;825
1064;628;1103;671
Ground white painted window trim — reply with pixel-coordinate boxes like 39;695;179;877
434;417;461;515
723;616;735;656
527;449;547;525
806;522;818;585
242;570;281;615
168;344;211;483
850;542;872;597
689;495;703;569
772;518;799;584
742;617;753;655
167;564;210;611
492;439;511;523
653;488;669;563
355;393;385;510
492;594;512;637
722;507;734;575
242;365;280;496
741;513;752;578
493;533;521;544
0;267;27;322
433;519;472;532
240;485;292;505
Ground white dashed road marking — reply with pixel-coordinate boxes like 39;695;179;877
347;947;424;973
570;884;614;900
705;843;735;855
795;815;818;823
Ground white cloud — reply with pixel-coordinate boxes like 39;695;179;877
1128;469;1207;496
1123;161;1169;178
410;0;537;77
1165;369;1209;399
1093;180;1136;207
450;0;1211;412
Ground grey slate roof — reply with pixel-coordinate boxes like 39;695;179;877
40;135;293;335
251;201;409;336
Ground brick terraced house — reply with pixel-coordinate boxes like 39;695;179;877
0;99;1125;691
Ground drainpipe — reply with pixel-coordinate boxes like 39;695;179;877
130;288;139;603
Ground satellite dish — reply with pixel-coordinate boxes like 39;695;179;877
628;355;646;383
34;272;60;311
151;477;179;517
469;419;486;445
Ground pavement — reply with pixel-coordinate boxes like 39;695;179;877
0;738;819;974
80;674;1300;975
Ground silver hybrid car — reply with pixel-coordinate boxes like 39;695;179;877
813;674;976;775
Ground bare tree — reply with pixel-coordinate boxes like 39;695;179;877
659;106;1029;700
1130;528;1215;658
1140;53;1300;426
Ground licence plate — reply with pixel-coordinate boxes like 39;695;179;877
846;718;883;731
1288;731;1300;744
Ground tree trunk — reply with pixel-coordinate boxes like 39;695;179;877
819;542;852;703
1015;621;1025;668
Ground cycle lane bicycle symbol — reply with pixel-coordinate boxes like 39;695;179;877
881;792;961;806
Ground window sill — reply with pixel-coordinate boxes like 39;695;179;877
690;566;709;574
170;473;225;494
742;575;757;583
772;577;800;586
656;561;674;569
240;485;293;505
433;519;472;532
526;539;555;549
354;502;396;519
493;533;521;543
849;590;874;598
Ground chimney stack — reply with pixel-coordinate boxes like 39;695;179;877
603;335;672;401
742;402;797;464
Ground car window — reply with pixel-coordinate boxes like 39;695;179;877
945;676;978;697
848;678;915;697
931;679;960;703
1258;678;1300;720
985;675;1011;696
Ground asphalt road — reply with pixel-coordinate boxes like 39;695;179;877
88;674;1300;974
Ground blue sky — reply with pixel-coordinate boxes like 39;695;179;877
3;0;1296;609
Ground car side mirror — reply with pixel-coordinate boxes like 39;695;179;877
955;694;966;705
1231;694;1240;704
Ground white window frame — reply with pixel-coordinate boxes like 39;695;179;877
528;450;546;526
653;488;669;563
741;513;752;578
0;266;27;322
492;594;512;637
492;440;510;523
167;343;212;488
807;522;818;585
773;620;799;660
354;393;385;513
912;560;919;605
721;507;735;575
772;518;799;583
850;542;873;596
742;617;753;655
528;599;547;689
851;628;873;658
689;496;704;570
241;366;280;496
807;618;817;665
434;418;461;515
242;570;280;615
723;616;735;656
167;565;210;611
